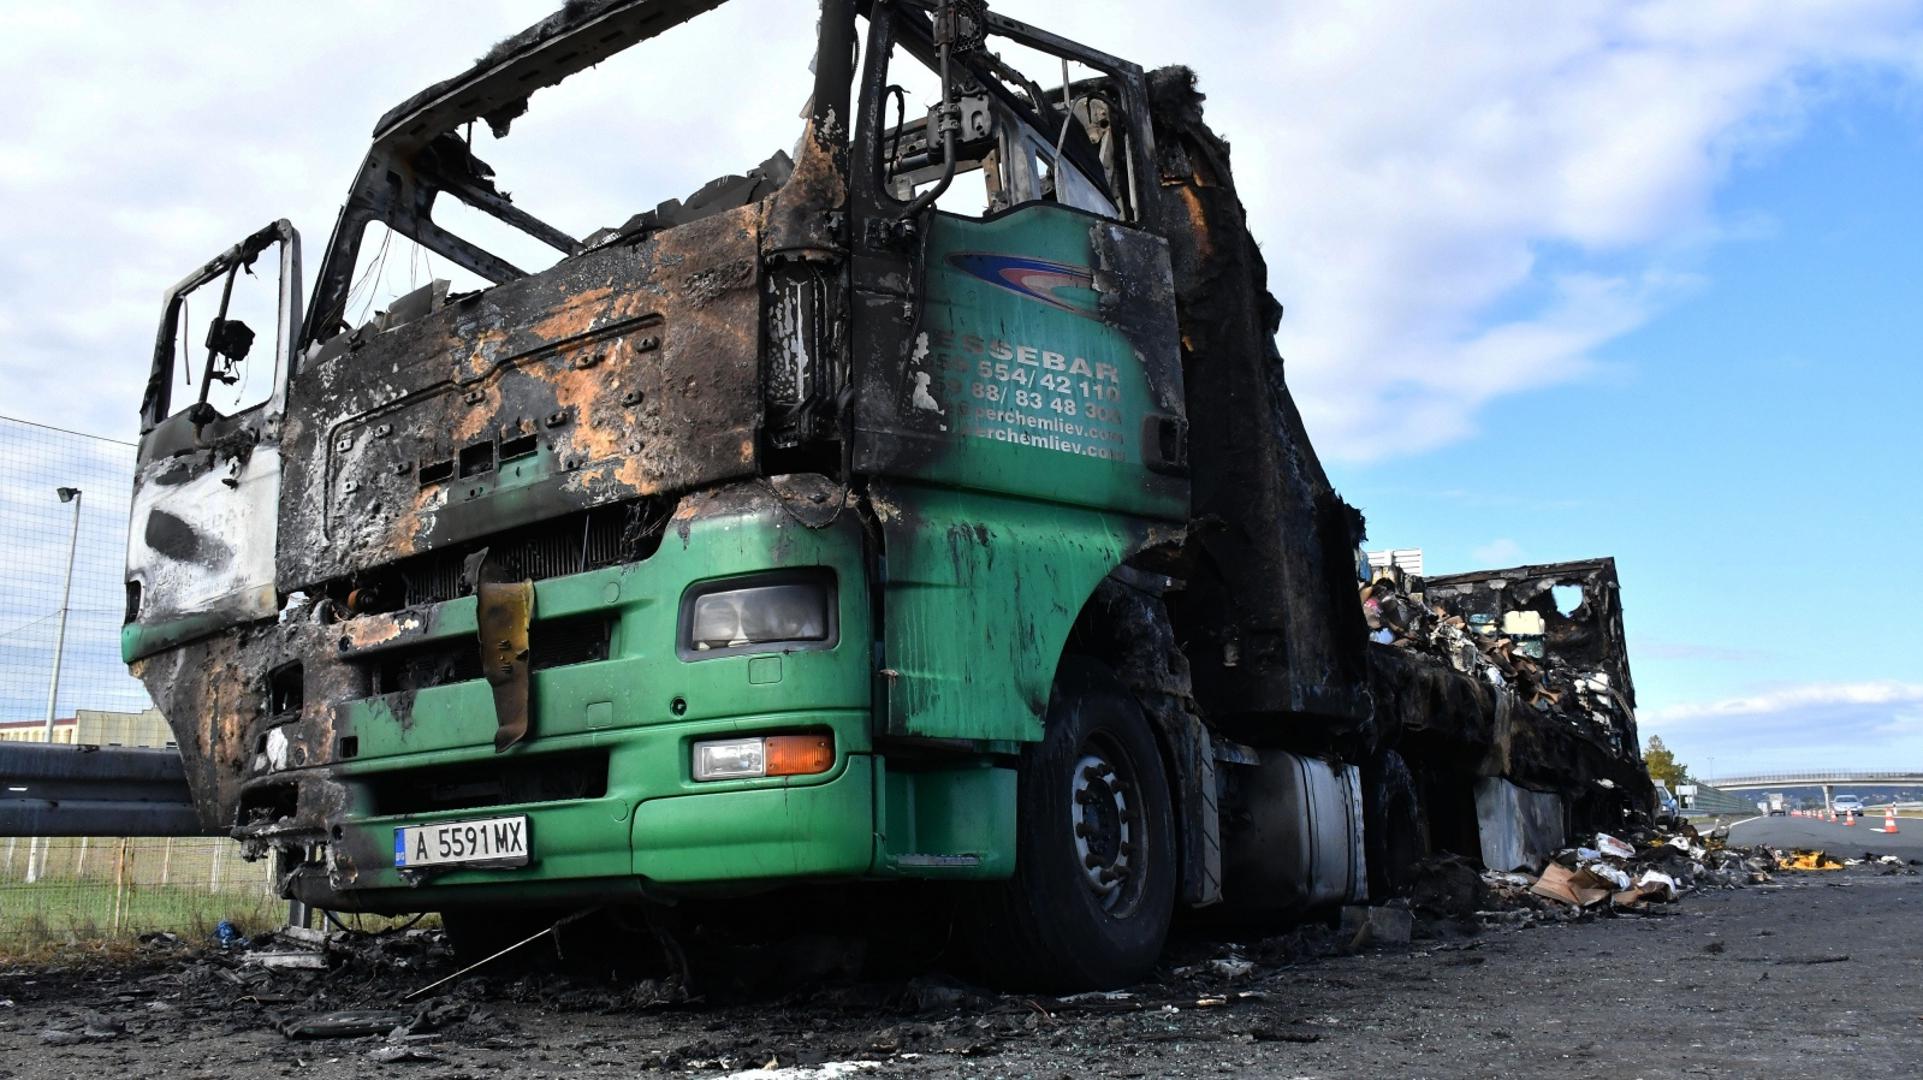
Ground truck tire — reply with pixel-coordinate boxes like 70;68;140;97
1364;750;1427;900
965;657;1176;990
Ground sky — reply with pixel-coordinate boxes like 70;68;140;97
0;0;1918;776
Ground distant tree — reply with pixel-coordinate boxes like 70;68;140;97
1643;735;1688;787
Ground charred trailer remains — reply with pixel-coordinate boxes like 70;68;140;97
1363;559;1651;880
118;0;1654;991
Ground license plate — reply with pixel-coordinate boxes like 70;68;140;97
393;815;530;869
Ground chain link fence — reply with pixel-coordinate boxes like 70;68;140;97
0;836;278;949
0;415;278;951
0;416;149;726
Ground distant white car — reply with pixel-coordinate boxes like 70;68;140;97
1833;795;1865;816
1653;783;1682;827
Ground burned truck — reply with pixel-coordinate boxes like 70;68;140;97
124;0;1652;988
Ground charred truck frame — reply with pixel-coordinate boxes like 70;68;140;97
125;0;1652;988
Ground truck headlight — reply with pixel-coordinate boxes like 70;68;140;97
691;734;835;781
680;572;836;656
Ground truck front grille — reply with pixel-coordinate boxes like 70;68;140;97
384;502;663;608
362;749;610;815
357;613;614;696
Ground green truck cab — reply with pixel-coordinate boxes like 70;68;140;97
123;1;1654;989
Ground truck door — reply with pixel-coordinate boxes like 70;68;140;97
850;11;1183;516
847;8;1186;741
124;222;301;662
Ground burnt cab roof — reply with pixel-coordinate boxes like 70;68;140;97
371;0;727;151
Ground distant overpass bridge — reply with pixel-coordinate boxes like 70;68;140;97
1701;771;1923;791
1698;771;1923;812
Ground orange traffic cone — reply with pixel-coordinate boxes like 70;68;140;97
1845;810;1856;826
1884;806;1900;834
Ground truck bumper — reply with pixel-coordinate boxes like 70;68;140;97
300;721;1019;911
301;710;878;911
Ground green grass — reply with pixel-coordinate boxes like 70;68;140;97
0;882;280;952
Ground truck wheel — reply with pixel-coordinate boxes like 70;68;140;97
1364;750;1428;899
966;657;1176;990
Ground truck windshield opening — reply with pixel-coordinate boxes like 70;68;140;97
307;0;824;347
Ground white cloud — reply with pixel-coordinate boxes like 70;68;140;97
1016;0;1923;460
1641;681;1923;776
0;0;1919;455
0;0;814;441
1643;681;1923;725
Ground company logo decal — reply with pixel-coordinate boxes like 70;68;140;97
946;252;1102;319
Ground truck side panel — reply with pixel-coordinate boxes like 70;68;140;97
1145;69;1374;735
870;481;1166;743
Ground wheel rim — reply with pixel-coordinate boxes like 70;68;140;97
1069;733;1148;916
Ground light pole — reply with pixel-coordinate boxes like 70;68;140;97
42;487;82;744
26;487;81;886
26;487;82;885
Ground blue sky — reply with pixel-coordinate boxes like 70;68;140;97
1336;87;1923;776
0;1;1919;775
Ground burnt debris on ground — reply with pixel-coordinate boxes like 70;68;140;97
4;849;1918;1076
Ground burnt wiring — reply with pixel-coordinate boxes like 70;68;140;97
178;294;191;388
350;228;396;328
883;84;909;177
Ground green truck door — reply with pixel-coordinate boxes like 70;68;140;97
861;204;1187;743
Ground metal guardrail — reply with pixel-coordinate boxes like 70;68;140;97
1680;783;1761;817
0;743;215;837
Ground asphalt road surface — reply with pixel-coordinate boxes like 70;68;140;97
3;856;1920;1079
1730;811;1923;861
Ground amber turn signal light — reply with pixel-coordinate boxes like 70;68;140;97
764;734;834;777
